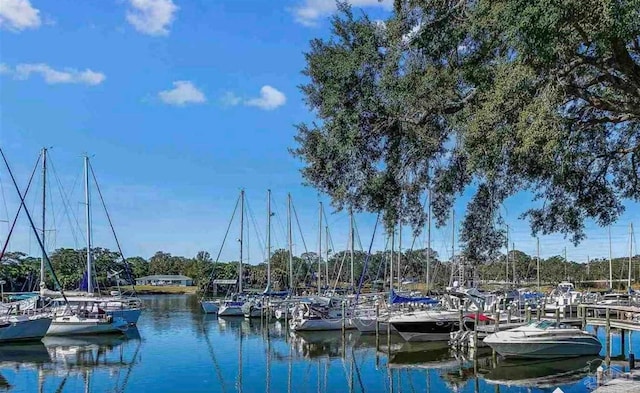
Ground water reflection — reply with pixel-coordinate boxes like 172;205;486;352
481;356;603;388
0;295;622;393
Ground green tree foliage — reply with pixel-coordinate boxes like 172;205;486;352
292;1;640;261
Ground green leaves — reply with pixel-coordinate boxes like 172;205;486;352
293;0;640;261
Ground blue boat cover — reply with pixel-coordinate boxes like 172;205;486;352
390;289;438;305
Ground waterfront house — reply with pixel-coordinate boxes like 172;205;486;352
135;275;194;286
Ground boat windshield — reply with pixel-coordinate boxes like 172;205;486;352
529;320;572;330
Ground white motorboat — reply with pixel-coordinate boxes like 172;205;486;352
483;320;602;359
389;310;463;342
47;313;128;336
0;313;52;343
200;300;220;314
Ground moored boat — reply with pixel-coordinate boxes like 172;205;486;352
483;320;602;359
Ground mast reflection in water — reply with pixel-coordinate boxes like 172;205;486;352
0;295;616;392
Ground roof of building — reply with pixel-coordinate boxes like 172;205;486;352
136;274;193;281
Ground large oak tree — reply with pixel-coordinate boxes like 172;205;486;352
292;1;640;263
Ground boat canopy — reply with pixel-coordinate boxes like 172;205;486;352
390;289;438;305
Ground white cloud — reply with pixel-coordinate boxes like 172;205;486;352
292;0;392;27
245;85;286;110
1;63;106;85
0;0;41;31
220;91;241;107
126;0;177;36
158;81;206;106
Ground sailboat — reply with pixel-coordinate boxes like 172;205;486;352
218;190;247;317
46;156;130;335
0;149;54;342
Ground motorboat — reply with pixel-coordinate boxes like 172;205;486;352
483;320;602;359
47;313;128;336
389;309;466;342
0;313;52;343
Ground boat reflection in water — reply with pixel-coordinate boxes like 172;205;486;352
0;329;141;392
482;356;603;388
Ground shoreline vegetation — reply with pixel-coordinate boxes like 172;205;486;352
1;247;639;295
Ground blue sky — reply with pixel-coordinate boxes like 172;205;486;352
0;0;637;265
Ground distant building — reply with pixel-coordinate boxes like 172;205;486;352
135;274;194;286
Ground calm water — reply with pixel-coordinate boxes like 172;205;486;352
1;295;637;393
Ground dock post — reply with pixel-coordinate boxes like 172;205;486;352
507;306;512;325
622;329;626;359
536;306;541;321
459;309;464;333
581;306;587;330
630;331;635;369
474;309;479;355
526;307;531;323
493;310;500;360
606;308;611;366
555;307;560;324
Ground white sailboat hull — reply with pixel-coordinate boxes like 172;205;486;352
200;301;219;314
106;308;142;325
0;316;52;343
351;316;392;334
291;317;355;331
218;304;244;316
47;316;128;336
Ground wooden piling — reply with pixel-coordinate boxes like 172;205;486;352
555;307;560;324
536;306;541;321
581;305;587;330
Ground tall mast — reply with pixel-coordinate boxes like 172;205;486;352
317;201;322;295
325;225;329;289
287;193;293;293
349;207;354;292
266;189;271;290
629;223;633;290
609;225;613;288
505;224;509;285
390;226;394;294
84;155;93;294
239;190;244;293
512;241;516;284
452;210;456;286
397;222;402;290
536;237;540;292
564;247;567;280
426;188;431;291
40;148;47;295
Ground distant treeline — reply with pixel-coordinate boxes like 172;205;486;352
1;248;639;292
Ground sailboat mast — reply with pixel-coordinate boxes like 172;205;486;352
609;225;613;288
325;225;329;289
40;147;47;295
629;223;633;290
267;189;271;290
505;224;509;285
390;226;394;294
536;237;540;292
349;207;354;291
239;189;244;293
426;188;431;291
317;201;322;295
397;223;402;290
84;155;93;294
452;210;456;286
287;193;293;293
